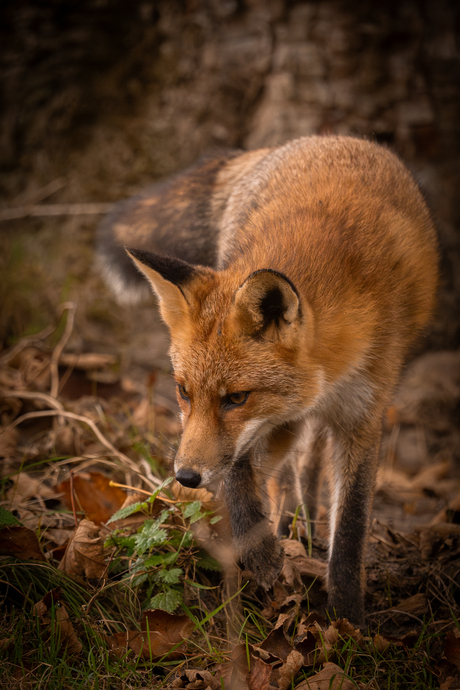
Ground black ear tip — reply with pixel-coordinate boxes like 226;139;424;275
126;248;197;286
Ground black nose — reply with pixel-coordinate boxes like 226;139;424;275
175;468;201;488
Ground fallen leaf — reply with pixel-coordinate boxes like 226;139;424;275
281;539;307;558
393;592;427;615
372;634;392;654
172;480;215;508
248;657;272;690
331;619;364;645
445;630;460;670
280;540;327;588
295;662;355;689
58;518;108;582
105;609;194;661
57;472;126;524
260;626;295;662
34;588;82;656
7;472;56;509
275;649;306;690
230;643;254;689
0;637;14;653
296;612;328;637
0;525;45;561
171;668;222;689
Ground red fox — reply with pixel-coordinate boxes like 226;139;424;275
97;136;438;625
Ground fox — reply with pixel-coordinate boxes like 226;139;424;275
97;135;438;626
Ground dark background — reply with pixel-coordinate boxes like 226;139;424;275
1;0;459;360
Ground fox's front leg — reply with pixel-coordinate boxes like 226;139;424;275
224;454;284;590
326;431;380;627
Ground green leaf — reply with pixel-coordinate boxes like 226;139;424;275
149;588;183;613
155;567;183;585
142;551;178;568
0;506;21;528
131;571;149;587
181;501;202;519
182;531;193;548
209;515;223;525
107;477;173;524
134;521;168;555
104;533;136;552
196;553;222;572
106;500;148;524
146;476;174;503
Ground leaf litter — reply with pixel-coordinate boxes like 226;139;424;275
0;311;460;688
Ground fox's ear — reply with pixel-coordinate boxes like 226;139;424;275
231;269;301;342
125;248;199;334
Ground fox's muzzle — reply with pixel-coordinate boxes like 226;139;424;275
175;468;201;488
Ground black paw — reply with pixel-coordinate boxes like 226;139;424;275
241;535;284;590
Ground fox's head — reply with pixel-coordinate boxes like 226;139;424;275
127;248;323;489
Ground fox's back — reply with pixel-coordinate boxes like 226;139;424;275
218;137;437;336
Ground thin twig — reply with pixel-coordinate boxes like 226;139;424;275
109;480;175;502
49;302;77;399
2;408;162;485
0;326;55;365
10;178;66;207
69;469;79;527
0;202;113;221
2;389;64;411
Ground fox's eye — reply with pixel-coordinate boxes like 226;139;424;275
225;391;250;408
177;384;190;402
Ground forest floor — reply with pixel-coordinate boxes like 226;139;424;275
1;229;460;688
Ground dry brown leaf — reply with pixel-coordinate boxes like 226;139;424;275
275;649;306;690
0;525;46;561
418;523;460;559
393;592;427;615
296;612;328;637
281;538;307;558
372;634;392;654
104;629;141;658
34;588;82;656
295;662;356;690
171;480;215;507
248;657;272;690
57;471;126;524
171;668;222;689
0;637;14;653
227;643;255;690
58;518;108;582
43;527;74;547
7;472;56;509
279;539;327;588
260;626;295;662
105;609;194;661
445;630;460;670
331;619;364;645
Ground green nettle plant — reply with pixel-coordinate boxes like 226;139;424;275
105;477;222;613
